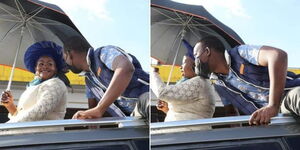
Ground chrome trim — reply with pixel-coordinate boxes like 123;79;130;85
0;117;146;130
151;114;296;130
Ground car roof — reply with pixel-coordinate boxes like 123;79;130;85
151;115;300;146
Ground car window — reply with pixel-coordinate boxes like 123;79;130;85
285;135;300;150
152;141;284;150
132;139;150;150
2;141;135;150
199;142;283;150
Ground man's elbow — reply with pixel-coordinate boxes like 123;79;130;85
274;48;287;63
128;63;135;73
122;62;135;76
279;50;287;61
263;46;288;63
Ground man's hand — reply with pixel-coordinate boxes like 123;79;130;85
72;107;103;119
249;105;279;125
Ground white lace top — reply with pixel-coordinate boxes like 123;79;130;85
151;72;216;132
1;78;67;135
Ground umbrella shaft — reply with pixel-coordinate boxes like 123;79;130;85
167;36;184;85
6;25;25;91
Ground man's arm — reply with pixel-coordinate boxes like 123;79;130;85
249;46;287;125
73;55;134;119
88;98;98;109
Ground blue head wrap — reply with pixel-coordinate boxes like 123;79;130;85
24;41;65;73
182;39;195;61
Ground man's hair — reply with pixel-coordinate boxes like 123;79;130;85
63;36;90;53
199;36;225;53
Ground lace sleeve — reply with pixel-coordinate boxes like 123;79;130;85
8;78;67;123
151;72;205;102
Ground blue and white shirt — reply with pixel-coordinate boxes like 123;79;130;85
85;46;135;116
221;45;269;106
99;45;132;70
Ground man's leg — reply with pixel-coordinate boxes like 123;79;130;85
281;87;300;116
132;92;149;120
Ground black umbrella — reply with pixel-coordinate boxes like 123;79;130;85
151;0;244;83
0;0;88;90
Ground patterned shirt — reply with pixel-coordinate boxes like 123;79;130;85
99;45;132;70
221;45;269;106
85;46;135;116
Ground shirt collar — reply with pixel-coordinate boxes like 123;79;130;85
224;50;231;66
86;47;94;72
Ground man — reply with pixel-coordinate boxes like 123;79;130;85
193;36;300;125
63;36;149;119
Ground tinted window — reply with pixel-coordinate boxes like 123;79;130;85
4;143;132;150
201;142;283;150
153;142;283;150
62;145;130;150
132;139;149;150
285;136;300;150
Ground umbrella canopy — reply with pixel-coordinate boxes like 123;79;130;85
0;0;88;90
151;0;244;66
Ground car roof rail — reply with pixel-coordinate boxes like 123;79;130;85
0;117;147;130
151;114;297;130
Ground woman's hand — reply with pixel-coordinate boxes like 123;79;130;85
152;67;159;73
1;91;17;115
156;100;169;114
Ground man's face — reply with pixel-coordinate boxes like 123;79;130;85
194;43;207;61
63;50;82;74
193;42;211;78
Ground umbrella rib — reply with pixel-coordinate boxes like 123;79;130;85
15;0;25;21
187;15;194;24
29;16;64;26
188;24;221;38
153;8;183;24
0;5;21;20
0;17;22;23
153;16;190;26
0;22;19;42
16;0;26;16
187;25;201;40
190;19;221;37
27;22;56;37
154;22;186;26
26;7;45;22
26;23;35;41
173;10;186;24
6;22;24;34
28;5;45;16
188;23;216;27
30;22;64;26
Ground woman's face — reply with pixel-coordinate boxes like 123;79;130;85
35;56;57;80
180;56;196;79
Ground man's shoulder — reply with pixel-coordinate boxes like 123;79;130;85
97;45;121;52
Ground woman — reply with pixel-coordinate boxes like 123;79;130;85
151;54;217;133
1;41;68;134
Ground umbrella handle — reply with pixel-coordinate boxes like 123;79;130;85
6;25;25;91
